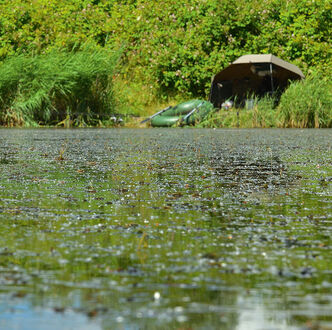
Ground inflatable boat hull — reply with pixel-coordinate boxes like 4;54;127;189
151;100;213;127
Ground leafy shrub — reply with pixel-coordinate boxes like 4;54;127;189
106;0;331;99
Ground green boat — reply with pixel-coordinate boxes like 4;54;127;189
147;99;214;127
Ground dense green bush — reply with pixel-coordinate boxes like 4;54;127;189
106;0;331;99
0;47;120;126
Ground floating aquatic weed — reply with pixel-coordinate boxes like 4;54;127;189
0;128;331;329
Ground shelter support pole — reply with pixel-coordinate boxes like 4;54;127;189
270;63;274;94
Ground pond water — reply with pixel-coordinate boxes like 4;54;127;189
0;128;331;330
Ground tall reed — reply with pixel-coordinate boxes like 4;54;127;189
277;73;332;128
0;46;121;126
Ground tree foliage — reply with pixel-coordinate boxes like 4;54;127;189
0;0;331;100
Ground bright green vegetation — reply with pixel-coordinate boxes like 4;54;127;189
199;95;278;128
278;72;332;128
0;0;331;126
0;129;331;328
0;47;120;127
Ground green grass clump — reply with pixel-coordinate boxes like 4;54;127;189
199;95;278;128
0;47;120;127
251;96;278;128
278;73;332;128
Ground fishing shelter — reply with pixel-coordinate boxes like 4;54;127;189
209;54;304;108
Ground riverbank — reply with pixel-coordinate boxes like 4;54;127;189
0;52;331;128
139;72;332;129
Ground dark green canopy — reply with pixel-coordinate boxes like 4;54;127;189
209;54;304;108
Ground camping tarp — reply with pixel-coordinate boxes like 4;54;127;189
209;54;304;108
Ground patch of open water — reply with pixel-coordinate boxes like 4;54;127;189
0;128;331;329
